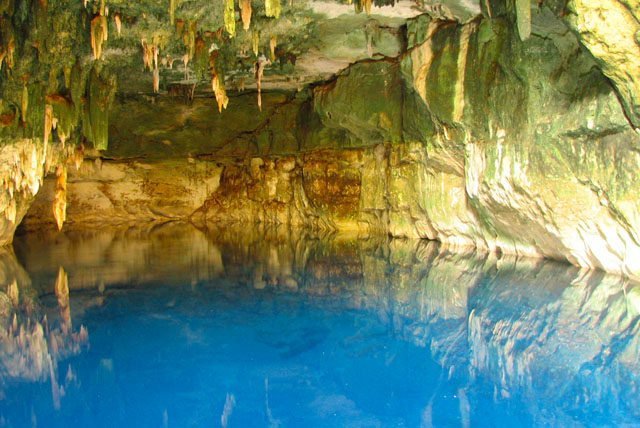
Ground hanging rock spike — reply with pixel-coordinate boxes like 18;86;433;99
265;0;281;18
224;0;236;38
240;0;252;31
515;0;531;41
52;165;67;231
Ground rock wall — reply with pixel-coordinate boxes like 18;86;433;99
18;5;640;279
395;10;640;278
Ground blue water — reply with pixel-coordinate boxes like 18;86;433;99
1;224;640;427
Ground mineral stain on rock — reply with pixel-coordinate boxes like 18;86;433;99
1;0;640;281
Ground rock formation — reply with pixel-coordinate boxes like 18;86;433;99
3;0;640;279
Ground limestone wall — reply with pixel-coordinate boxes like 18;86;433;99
17;5;640;279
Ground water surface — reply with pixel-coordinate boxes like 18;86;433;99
0;224;639;427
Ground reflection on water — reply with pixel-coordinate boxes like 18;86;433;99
0;223;639;426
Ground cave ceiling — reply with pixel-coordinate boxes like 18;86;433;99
40;0;479;95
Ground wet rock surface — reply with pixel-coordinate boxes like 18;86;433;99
8;2;640;279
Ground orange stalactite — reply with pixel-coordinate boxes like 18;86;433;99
211;74;229;112
21;85;28;125
269;36;277;62
240;0;252;31
90;15;108;60
114;13;122;36
255;56;268;111
363;0;372;14
153;67;160;93
52;165;67;232
44;104;53;149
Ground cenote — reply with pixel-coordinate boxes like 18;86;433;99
2;0;640;426
0;225;637;427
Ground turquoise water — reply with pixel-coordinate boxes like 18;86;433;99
1;224;639;427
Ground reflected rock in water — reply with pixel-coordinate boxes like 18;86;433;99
0;247;88;406
469;258;640;423
8;223;640;423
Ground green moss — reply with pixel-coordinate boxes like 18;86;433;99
312;60;403;145
83;65;116;150
425;23;460;125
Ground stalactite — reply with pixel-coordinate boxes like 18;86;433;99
5;38;15;70
153;45;160;70
252;30;260;56
169;0;177;25
484;0;492;18
240;0;252;31
52;165;67;231
182;53;190;79
269;36;277;62
114;13;122;36
515;0;531;41
72;145;84;171
54;266;71;334
187;21;197;59
46;94;76;146
63;66;72;89
44;104;53;150
363;0;372;15
85;67;117;151
7;280;19;307
224;0;236;38
141;40;154;71
211;74;229;112
255;55;268;111
21;85;28;125
55;266;69;311
265;0;281;18
153;67;160;93
90;15;108;60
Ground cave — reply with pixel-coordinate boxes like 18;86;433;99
0;0;639;425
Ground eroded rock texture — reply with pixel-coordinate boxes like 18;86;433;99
17;4;640;279
0;139;47;246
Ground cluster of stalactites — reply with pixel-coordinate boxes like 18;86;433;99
49;145;84;232
0;268;88;394
0;143;43;225
141;40;161;93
